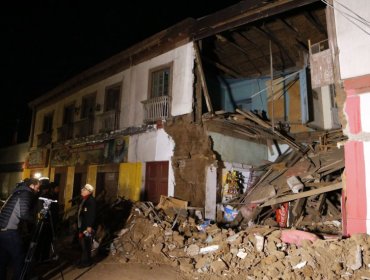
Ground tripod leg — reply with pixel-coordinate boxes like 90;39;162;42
48;210;64;280
20;220;44;280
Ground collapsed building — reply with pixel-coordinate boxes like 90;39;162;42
7;0;369;237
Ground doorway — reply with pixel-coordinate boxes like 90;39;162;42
144;161;168;204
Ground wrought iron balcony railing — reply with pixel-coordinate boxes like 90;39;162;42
142;95;171;123
57;124;74;142
96;110;119;133
37;131;52;147
73;117;94;138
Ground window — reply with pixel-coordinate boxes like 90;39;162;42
150;66;171;98
105;85;121;112
43;113;53;133
81;94;96;119
63;104;75;125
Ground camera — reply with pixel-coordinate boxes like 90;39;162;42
38;197;58;219
39;197;58;207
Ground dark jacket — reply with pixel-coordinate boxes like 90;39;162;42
77;195;96;232
0;184;36;230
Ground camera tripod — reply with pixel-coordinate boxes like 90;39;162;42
20;197;64;280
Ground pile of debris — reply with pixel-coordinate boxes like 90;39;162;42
110;201;370;279
210;110;346;235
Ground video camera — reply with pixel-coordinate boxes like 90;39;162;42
38;197;58;219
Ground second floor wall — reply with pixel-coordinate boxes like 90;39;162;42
32;42;195;148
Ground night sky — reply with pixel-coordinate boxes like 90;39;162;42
0;1;240;148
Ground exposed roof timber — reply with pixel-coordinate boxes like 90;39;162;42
303;11;327;36
194;0;320;40
233;31;271;65
253;26;294;67
216;34;263;75
278;18;309;50
202;56;241;78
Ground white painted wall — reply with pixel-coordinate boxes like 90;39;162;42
205;164;217;220
268;143;290;162
127;128;174;162
124;42;194;126
128;128;176;196
33;42;195;146
334;0;370;79
360;92;370;133
208;132;268;166
32;43;194;203
364;142;370;233
223;162;255;193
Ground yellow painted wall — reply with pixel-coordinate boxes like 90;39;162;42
65;166;75;210
118;162;142;201
42;167;49;178
49;167;55;182
87;165;98;196
22;168;31;180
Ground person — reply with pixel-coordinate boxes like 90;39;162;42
48;182;60;228
76;183;96;268
0;178;40;280
34;178;55;262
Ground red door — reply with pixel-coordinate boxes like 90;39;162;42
145;161;168;203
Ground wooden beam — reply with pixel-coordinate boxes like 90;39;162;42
304;11;327;36
255;26;295;67
278;18;309;50
194;42;214;114
202;56;241;78
235;31;270;65
236;109;305;152
194;0;320;40
217;34;262;75
260;182;342;207
195;66;202;124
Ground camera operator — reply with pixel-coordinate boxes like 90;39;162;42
34;178;54;263
0;178;40;280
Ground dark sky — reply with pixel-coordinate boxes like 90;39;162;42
0;0;240;147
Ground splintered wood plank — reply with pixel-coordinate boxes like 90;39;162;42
260;182;342;207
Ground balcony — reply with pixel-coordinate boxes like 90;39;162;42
57;124;74;142
73;117;94;138
142;95;171;123
37;131;52;147
96;110;119;133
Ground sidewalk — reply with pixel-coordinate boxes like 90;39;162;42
48;256;186;280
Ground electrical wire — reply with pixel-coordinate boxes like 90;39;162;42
321;0;370;36
249;70;300;100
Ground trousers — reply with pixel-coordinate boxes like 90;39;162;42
79;234;92;266
0;230;25;280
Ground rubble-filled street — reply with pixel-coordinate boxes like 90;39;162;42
30;199;369;280
102;202;370;280
43;198;370;280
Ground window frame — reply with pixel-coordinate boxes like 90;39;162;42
80;92;96;119
148;62;173;99
104;83;122;112
62;102;75;125
42;111;54;133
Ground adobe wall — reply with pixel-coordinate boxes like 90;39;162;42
164;114;216;207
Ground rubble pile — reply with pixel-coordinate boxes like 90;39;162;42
110;202;370;280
